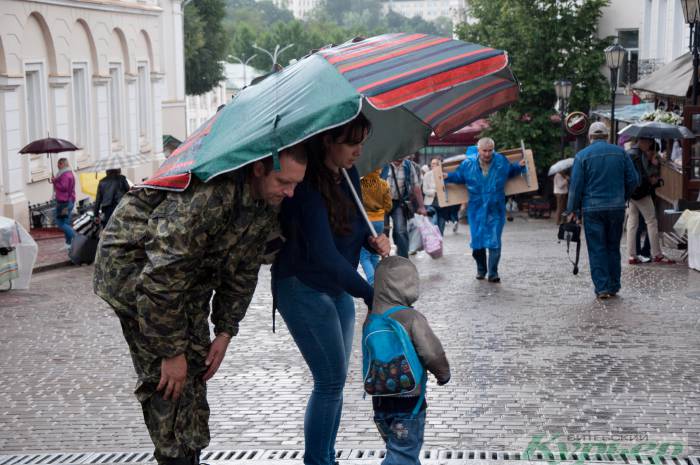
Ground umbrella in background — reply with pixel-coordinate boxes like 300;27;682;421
618;121;695;140
548;158;574;176
143;32;519;191
86;152;152;172
19;137;80;177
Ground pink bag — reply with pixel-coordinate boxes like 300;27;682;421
415;215;443;259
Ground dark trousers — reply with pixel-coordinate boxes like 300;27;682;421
389;200;410;258
472;248;501;278
582;209;625;295
635;212;651;258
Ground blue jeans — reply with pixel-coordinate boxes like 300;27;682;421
472;248;501;278
374;409;426;465
275;276;356;465
389;201;409;258
583;209;625;295
426;206;445;236
360;220;384;285
55;201;75;245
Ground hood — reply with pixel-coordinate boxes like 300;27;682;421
372;256;419;314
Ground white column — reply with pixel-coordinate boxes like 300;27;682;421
173;1;185;101
151;73;165;168
0;77;30;229
125;74;139;157
92;76;111;163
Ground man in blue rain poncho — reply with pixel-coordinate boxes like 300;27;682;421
445;137;526;282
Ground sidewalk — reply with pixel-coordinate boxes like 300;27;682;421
30;228;72;273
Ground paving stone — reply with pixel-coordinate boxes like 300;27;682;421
0;217;699;455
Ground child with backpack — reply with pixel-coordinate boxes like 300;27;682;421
362;256;450;465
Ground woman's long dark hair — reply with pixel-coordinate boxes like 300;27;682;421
305;113;371;236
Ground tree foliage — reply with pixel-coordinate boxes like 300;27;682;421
224;0;454;72
456;0;611;169
185;0;228;95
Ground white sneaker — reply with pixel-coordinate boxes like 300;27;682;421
63;243;72;251
452;222;459;233
636;255;651;263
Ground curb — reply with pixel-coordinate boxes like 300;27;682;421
33;260;73;274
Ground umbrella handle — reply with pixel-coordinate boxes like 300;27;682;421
341;168;378;238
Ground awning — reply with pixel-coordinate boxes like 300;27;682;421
633;53;692;98
593;102;654;123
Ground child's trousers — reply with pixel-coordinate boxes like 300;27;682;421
373;409;426;465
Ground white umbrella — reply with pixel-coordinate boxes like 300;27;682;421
548;158;574;176
618;121;695;139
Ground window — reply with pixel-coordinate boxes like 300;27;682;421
25;63;50;180
137;63;150;144
25;67;45;141
618;30;639;86
72;64;89;148
109;64;123;145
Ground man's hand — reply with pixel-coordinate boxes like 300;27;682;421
519;159;526;167
157;353;187;401
566;212;577;223
203;333;231;382
416;207;428;216
368;233;391;257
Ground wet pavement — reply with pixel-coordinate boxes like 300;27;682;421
1;215;699;456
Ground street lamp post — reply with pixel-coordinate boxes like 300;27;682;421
252;43;295;71
228;54;257;88
554;79;572;158
681;0;700;105
604;42;626;144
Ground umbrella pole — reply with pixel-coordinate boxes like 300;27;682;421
341;168;378;238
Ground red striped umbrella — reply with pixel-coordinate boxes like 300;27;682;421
318;33;518;174
142;33;518;191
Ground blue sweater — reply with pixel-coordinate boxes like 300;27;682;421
274;166;374;306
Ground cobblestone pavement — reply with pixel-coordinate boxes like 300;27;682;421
1;216;699;455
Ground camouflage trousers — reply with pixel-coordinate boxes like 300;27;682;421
118;316;210;464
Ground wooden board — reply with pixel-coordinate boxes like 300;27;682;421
434;148;539;208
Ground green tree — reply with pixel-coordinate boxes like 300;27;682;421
456;0;611;169
185;0;228;95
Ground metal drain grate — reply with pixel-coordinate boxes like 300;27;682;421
1;451;698;464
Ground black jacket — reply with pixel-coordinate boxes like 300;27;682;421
628;147;660;200
94;174;130;214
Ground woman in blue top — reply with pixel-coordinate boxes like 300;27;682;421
273;114;390;465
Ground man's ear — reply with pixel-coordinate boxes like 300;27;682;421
252;161;266;177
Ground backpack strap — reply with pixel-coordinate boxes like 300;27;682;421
382;305;410;318
410;372;428;418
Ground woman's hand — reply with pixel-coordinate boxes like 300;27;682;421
368;233;391;257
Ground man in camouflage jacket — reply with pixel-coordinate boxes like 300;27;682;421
94;146;307;465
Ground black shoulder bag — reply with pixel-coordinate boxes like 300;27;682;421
558;219;581;275
389;163;414;220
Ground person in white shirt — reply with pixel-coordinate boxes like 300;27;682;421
553;170;569;225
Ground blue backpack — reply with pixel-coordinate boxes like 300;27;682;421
362;306;427;416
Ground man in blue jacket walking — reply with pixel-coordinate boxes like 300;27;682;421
566;122;639;299
445;137;525;282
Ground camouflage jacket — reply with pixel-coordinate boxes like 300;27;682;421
94;171;278;359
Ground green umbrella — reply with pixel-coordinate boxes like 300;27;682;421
143;33;518;191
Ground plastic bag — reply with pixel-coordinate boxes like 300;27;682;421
408;218;423;254
415;214;443;259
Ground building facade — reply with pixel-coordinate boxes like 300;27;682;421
381;0;468;28
0;0;187;228
269;0;320;20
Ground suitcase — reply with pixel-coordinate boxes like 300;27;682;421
69;233;99;265
72;212;100;238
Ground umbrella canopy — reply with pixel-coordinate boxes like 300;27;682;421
86;152;152;172
143;33;519;191
548;158;574;176
19;137;80;154
617;121;695;140
79;172;106;199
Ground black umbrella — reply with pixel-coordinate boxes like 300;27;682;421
19;137;80;177
19;137;80;154
618;121;695;139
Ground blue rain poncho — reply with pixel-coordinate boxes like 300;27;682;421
445;146;524;250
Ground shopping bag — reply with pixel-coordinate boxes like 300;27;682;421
69;233;99;265
407;218;423;254
416;215;443;259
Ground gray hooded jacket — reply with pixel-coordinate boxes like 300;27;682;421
367;256;451;388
